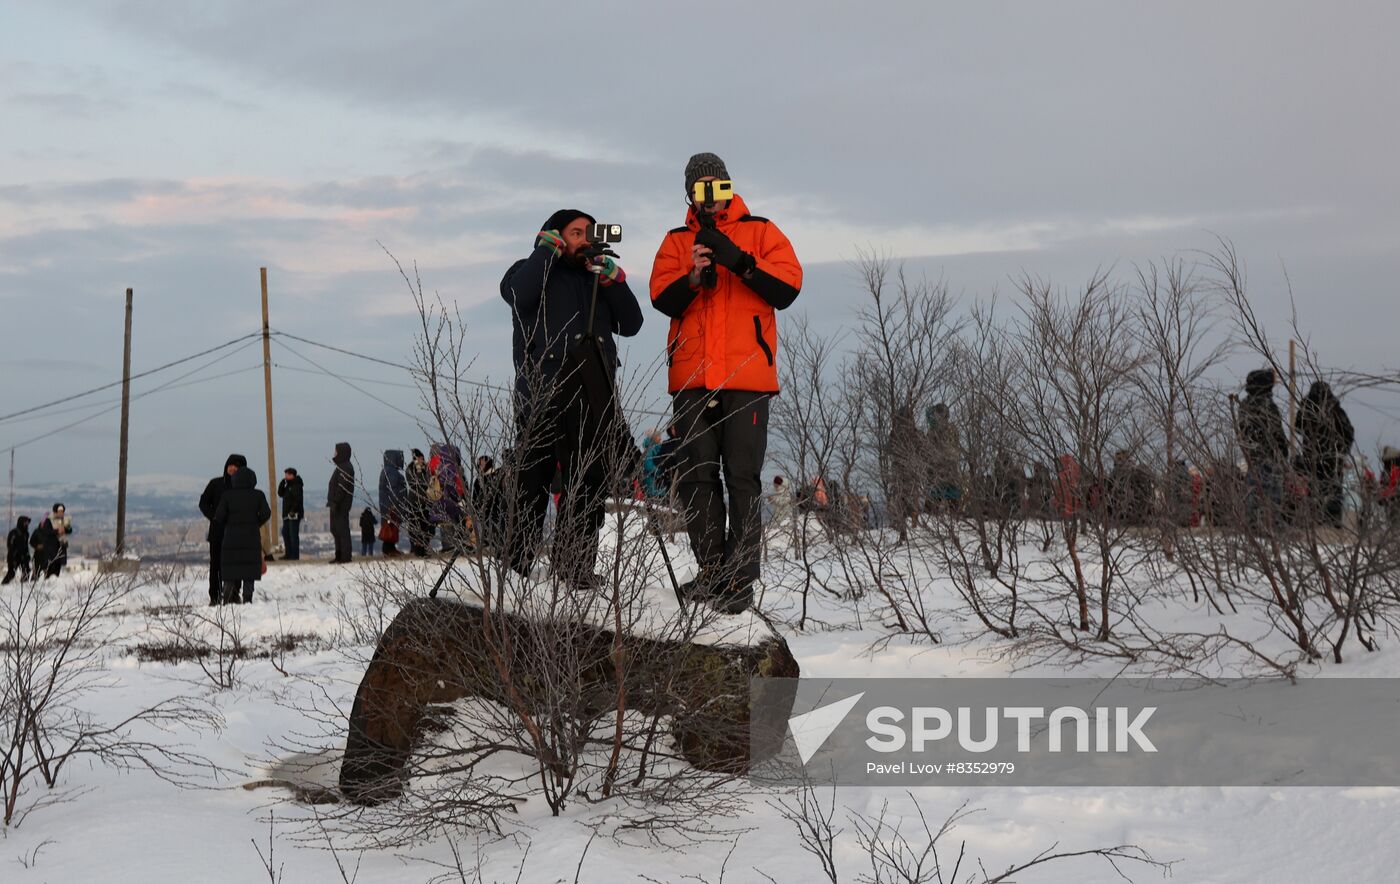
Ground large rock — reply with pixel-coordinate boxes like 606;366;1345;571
339;595;799;805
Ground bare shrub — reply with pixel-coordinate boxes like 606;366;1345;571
0;571;221;827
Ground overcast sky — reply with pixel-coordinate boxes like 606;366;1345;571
2;1;1398;496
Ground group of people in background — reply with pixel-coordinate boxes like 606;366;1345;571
784;367;1381;537
4;503;74;584
196;442;513;604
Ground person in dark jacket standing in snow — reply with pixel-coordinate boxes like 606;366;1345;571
214;468;271;604
359;507;377;557
471;454;503;554
405;448;431;557
649;153;802;613
428;443;467;552
1294;380;1354;526
200;454;247;603
29;504;74;579
327;442;355;563
378;450;407;556
500;208;644;588
4;515;31;584
277;468;304;560
1236;368;1288;522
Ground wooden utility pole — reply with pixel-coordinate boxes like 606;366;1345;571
1287;339;1298;459
115;287;134;555
261;268;280;556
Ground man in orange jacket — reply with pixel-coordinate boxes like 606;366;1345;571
650;153;802;613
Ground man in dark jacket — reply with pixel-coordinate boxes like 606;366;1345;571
214;468;271;604
1295;380;1355;526
327;442;355;563
4;515;31;584
500;208;644;588
1237;368;1288;522
277;468;304;560
405;448;431;557
883;405;923;539
472;455;503;553
378;450;407;556
200;454;247;602
359;507;377;557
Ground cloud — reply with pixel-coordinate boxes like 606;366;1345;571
3;2;1400;483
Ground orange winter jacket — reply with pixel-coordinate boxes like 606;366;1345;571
649;193;802;393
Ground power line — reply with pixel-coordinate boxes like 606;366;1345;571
0;330;263;425
268;327;680;423
1;343;265;452
272;362;420;390
270;337;423;423
270;329;515;396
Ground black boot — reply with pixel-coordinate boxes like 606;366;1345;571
678;567;720;604
711;579;754;615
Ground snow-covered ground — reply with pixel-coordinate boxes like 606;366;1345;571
4;521;1400;883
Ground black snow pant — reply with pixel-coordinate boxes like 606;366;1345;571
672;389;770;593
508;350;631;584
329;504;352;562
222;579;254;604
207;535;223;603
3;556;29;584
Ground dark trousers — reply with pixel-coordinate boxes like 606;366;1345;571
329;505;352;561
221;579;254;604
3;558;29;584
208;538;223;602
360;538;374;556
1312;468;1345;527
281;518;301;560
672;389;770;589
407;510;430;556
508;365;618;581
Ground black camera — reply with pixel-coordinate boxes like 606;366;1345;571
588;223;623;244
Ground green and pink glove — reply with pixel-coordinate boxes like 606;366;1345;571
591;254;626;286
536;229;565;257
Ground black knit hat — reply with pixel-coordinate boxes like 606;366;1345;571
537;209;595;246
1245;368;1275;394
684;152;730;194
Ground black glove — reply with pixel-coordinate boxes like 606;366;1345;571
695;227;756;275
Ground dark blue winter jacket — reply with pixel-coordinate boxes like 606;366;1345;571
378;449;407;520
500;240;643;403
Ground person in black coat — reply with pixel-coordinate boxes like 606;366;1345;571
471;455;503;553
359;507;377;557
327;442;355;563
214;468;271;604
200;454;248;603
499;209;643;588
1295;380;1355;526
29;504;74;579
1236;369;1287;520
277;468;304;560
405;448;431;557
4;515;31;584
378;450;407;556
